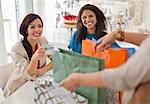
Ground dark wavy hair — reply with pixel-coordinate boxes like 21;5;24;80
19;13;43;60
77;4;107;42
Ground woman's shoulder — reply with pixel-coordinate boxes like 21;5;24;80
72;31;78;38
12;39;23;50
11;39;26;54
74;31;78;34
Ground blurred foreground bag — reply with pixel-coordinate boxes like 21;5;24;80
34;80;88;104
53;48;109;104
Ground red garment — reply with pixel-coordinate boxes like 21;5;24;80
32;43;40;68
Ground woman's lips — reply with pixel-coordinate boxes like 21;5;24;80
85;21;93;25
86;22;93;26
34;33;41;37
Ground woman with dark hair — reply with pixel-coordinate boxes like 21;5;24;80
4;13;52;97
68;4;119;53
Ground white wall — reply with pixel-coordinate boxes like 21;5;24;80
0;0;7;66
143;0;150;24
1;0;18;53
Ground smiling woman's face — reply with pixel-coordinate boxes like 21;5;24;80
27;18;43;41
81;9;97;32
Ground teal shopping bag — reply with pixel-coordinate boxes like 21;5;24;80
53;48;109;104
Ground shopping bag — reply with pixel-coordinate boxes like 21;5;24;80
95;48;128;68
34;78;88;104
53;48;109;104
82;39;128;68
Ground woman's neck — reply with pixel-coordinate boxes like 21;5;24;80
87;28;96;34
27;37;38;48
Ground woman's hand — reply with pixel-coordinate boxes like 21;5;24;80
60;73;81;92
27;47;46;76
36;62;53;76
31;47;46;61
96;31;118;51
36;67;47;76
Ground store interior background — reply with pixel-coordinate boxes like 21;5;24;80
0;0;150;66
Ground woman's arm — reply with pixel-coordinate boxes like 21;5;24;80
27;59;38;76
123;32;148;46
97;31;148;50
102;37;150;90
60;72;105;92
77;72;104;87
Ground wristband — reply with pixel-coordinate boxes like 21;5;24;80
116;31;125;41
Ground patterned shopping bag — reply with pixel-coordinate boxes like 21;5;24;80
34;78;88;104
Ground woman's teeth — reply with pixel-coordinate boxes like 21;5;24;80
87;22;92;25
34;33;40;36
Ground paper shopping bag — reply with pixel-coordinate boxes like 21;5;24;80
95;48;128;68
53;48;109;104
82;39;128;68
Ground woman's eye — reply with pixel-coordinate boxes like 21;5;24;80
89;15;93;18
82;16;86;19
30;26;35;28
38;25;43;28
